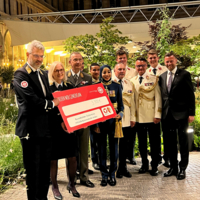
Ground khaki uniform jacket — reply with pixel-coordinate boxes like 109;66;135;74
112;66;138;81
146;64;168;77
113;78;136;127
130;73;162;123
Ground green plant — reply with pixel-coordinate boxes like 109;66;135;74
64;17;130;68
0;66;14;85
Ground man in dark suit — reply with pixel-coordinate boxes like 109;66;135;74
13;40;60;200
159;52;195;180
66;52;94;187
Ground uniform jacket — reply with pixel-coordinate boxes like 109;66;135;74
159;68;195;120
131;74;162;123
146;64;168;77
112;66;138;81
66;70;92;88
14;63;54;138
113;78;136;127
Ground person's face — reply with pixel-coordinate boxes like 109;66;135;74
164;55;177;71
27;47;44;69
69;54;83;71
90;65;100;80
52;64;65;83
135;60;147;76
102;68;111;81
147;54;159;68
114;64;126;79
116;54;128;66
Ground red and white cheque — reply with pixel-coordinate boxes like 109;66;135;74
52;83;116;132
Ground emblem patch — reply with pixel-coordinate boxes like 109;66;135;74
145;83;153;86
21;81;28;88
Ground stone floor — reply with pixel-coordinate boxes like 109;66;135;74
1;152;200;200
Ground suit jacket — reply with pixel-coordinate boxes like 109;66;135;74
146;64;168;77
66;70;92;88
159;68;195;120
131;73;162;123
112;66;138;81
14;63;54;138
113;77;136;127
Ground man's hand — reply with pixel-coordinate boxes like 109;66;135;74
53;98;60;106
130;121;136;128
188;116;195;123
115;114;121;119
153;118;161;124
61;122;73;134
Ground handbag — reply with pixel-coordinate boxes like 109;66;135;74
114;119;124;138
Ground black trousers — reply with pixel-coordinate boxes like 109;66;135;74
20;137;52;200
162;112;189;170
136;122;160;168
118;126;134;171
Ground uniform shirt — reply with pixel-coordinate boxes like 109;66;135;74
71;69;80;77
146;64;168;77
113;75;124;90
167;66;177;86
138;72;146;85
55;81;63;88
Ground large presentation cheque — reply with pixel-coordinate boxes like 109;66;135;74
52;83;117;132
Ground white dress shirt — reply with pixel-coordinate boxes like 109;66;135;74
114;75;124;90
166;66;177;86
71;69;80;77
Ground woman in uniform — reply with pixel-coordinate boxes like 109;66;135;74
48;61;80;199
98;65;124;187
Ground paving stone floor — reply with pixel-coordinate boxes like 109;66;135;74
1;152;200;200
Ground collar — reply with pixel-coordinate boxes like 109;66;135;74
114;75;124;83
168;66;177;74
92;78;99;83
138;72;146;79
150;64;159;70
55;81;63;88
27;62;40;72
71;69;80;77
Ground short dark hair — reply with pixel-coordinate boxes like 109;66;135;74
116;49;128;58
165;52;177;59
90;63;100;70
148;49;158;56
136;57;148;64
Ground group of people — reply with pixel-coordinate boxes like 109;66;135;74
13;40;195;200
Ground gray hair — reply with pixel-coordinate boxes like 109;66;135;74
48;61;67;85
69;52;82;60
27;40;45;53
114;63;126;70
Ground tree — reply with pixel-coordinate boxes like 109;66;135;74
0;65;14;85
64;17;130;68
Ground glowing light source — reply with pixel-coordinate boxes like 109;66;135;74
128;41;133;43
46;48;54;53
25;44;28;49
60;53;67;56
54;51;63;55
133;46;136;48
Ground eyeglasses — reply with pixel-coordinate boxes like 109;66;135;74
135;65;146;68
54;69;64;73
30;54;46;59
73;58;82;62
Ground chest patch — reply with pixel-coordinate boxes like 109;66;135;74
145;82;153;86
109;90;115;97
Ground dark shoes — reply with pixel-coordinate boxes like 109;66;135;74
80;180;95;187
100;179;108;187
163;160;170;168
109;178;116;186
139;166;149;174
149;168;159;176
177;169;186;180
88;169;94;174
52;187;62;200
116;170;132;178
127;158;137;165
116;170;123;178
163;168;178;177
67;185;80;198
92;163;100;170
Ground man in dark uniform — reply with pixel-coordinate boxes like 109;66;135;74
66;52;94;187
89;63;101;170
13;40;60;200
159;52;195;180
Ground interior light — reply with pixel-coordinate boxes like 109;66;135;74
54;51;63;55
133;46;136;48
46;48;54;53
128;41;133;43
25;44;28;49
60;53;67;56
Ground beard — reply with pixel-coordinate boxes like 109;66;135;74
29;58;42;69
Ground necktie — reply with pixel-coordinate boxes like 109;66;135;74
119;79;123;90
74;74;78;83
153;68;157;75
139;76;143;84
58;85;62;91
167;71;173;93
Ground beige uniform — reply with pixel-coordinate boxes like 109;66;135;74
130;73;162;123
146;64;167;77
112;66;138;81
113;77;136;127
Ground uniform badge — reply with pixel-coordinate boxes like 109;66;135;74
109;90;115;97
159;67;162;70
124;80;127;84
149;69;151;72
80;81;88;85
80;73;84;78
25;66;32;74
146;75;149;80
145;82;153;86
68;72;71;77
127;67;130;70
128;90;132;93
21;81;28;88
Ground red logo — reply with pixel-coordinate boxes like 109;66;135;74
21;81;28;88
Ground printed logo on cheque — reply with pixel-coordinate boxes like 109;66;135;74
97;87;103;94
101;106;113;116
